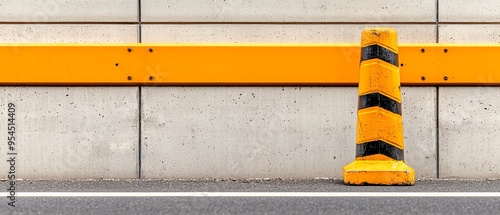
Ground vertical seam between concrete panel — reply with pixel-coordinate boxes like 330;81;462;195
436;0;440;179
138;0;143;179
138;87;142;179
436;0;440;43
436;87;440;178
138;0;142;43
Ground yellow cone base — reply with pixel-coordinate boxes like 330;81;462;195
343;160;415;185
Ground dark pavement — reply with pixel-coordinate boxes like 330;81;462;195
1;179;500;214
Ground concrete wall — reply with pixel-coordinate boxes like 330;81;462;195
438;1;500;178
141;87;436;179
0;87;139;179
0;0;139;179
0;0;499;179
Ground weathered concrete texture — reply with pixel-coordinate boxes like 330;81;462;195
0;25;138;43
439;25;500;43
0;87;139;179
402;87;437;179
141;0;436;23
142;24;436;43
0;0;137;22
440;0;500;22
439;87;500;178
141;87;356;179
141;87;436;179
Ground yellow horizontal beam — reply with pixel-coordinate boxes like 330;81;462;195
1;44;499;86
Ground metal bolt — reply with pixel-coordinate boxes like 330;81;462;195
444;48;448;53
149;48;153;53
127;76;132;80
149;76;154;81
421;48;425;53
127;48;132;52
421;76;426;81
444;76;448;81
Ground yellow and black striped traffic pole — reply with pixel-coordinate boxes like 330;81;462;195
343;28;415;185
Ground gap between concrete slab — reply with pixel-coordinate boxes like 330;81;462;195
436;0;440;179
138;0;143;179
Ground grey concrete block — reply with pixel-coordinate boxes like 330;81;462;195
439;25;500;43
141;87;436;179
142;24;436;43
0;24;138;43
142;0;436;23
440;0;500;22
439;87;500;178
0;0;137;22
403;87;437;179
0;87;139;179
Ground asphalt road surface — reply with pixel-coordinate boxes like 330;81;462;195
1;179;500;214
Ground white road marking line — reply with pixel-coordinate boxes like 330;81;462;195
1;192;500;197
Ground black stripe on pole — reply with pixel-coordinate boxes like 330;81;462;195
356;140;404;160
358;92;402;115
360;44;399;67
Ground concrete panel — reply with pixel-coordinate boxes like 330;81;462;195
141;87;436;179
0;24;138;43
440;0;500;22
142;0;436;23
0;87;139;179
0;0;137;22
403;87;437;179
439;87;500;178
142;24;436;43
439;25;500;43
